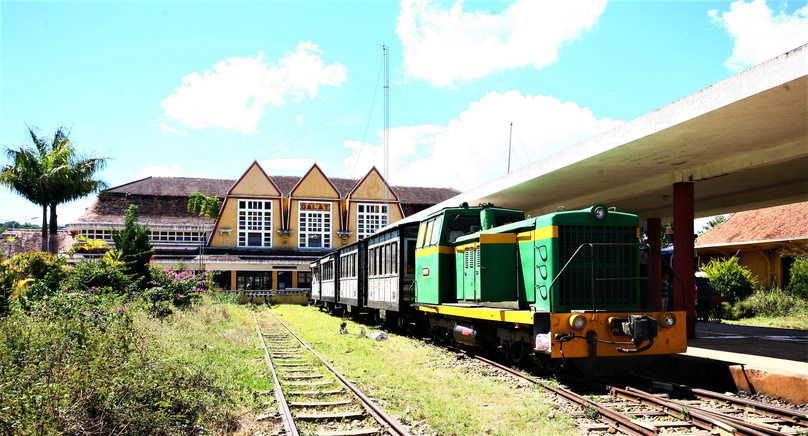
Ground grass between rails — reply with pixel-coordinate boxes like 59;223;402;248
266;304;575;436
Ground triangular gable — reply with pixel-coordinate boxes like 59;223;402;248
349;167;401;201
290;163;341;199
228;161;281;197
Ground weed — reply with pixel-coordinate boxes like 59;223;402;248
680;405;690;420
582;405;600;420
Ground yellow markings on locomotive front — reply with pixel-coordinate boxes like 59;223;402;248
414;304;535;324
415;246;455;257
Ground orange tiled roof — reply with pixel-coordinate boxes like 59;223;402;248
103;176;461;205
696;202;808;246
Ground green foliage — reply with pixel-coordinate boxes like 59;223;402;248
188;191;221;219
0;251;68;304
720;287;807;320
0;292;241;435
111;205;154;285
699;214;728;235
147;266;213;315
702;255;756;303
787;257;808;300
63;259;135;296
0;126;107;253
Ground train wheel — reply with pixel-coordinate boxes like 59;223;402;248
510;342;525;364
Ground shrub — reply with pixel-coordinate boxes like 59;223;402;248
702;255;756;303
0;292;238;434
147;266;213;315
111;205;154;285
787;257;808;300
0;252;68;304
64;258;136;295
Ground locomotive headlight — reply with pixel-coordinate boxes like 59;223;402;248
594;206;607;220
659;312;677;328
569;314;587;330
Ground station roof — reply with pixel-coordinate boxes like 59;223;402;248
405;45;807;225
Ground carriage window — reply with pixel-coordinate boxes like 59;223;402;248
429;215;443;246
445;214;481;243
392;243;398;274
416;222;428;248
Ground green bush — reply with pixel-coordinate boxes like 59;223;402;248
147;266;213;315
111;205;154;286
702;255;756;303
0;291;239;435
0;252;68;304
64;258;136;295
787;257;808;300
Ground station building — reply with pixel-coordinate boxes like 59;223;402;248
696;201;808;290
66;161;459;291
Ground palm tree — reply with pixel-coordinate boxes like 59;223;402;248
1;126;108;253
1;130;51;251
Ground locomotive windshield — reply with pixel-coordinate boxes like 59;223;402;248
445;213;481;243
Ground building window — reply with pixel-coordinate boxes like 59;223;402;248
297;271;312;289
357;203;388;239
299;202;331;248
236;271;271;290
238;200;272;247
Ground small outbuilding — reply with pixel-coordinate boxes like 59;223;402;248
695;202;808;290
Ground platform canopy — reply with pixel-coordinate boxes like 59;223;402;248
406;45;808;225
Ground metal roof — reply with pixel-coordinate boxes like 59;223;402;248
400;44;808;226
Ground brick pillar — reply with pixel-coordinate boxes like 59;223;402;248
673;182;696;338
647;218;663;311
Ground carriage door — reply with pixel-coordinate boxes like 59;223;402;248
462;247;478;301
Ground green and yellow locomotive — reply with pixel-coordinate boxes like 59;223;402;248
412;203;686;374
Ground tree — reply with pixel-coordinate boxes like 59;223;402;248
702;254;756;303
699;214;729;234
0;126;107;253
188;192;221;219
111;205;154;285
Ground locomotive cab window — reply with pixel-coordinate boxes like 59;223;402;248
445;214;480;243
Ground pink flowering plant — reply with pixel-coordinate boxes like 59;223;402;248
147;266;213;313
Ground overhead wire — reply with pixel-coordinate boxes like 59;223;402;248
350;52;385;179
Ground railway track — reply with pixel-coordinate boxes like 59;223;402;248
253;313;410;436
459;351;808;436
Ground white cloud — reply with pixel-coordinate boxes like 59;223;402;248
342;91;623;190
153;119;187;136
296;114;305;126
140;163;183;178
161;42;347;134
396;0;607;87
709;0;808;72
341;124;445;180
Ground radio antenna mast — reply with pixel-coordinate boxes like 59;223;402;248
383;44;390;225
507;122;513;174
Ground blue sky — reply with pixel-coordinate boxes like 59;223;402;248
2;0;807;227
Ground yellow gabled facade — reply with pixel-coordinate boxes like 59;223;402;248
344;167;403;245
204;162;410;291
288;164;342;249
210;161;283;248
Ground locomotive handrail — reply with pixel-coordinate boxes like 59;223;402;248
548;242;686;313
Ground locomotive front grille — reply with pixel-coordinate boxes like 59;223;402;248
557;225;638;308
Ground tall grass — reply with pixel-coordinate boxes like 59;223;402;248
720;287;808;330
0;293;273;435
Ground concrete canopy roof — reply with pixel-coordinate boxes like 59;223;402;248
406;45;807;225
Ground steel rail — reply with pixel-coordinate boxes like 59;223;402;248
465;353;652;436
614;386;778;436
269;311;411;436
690;387;808;424
254;313;299;436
